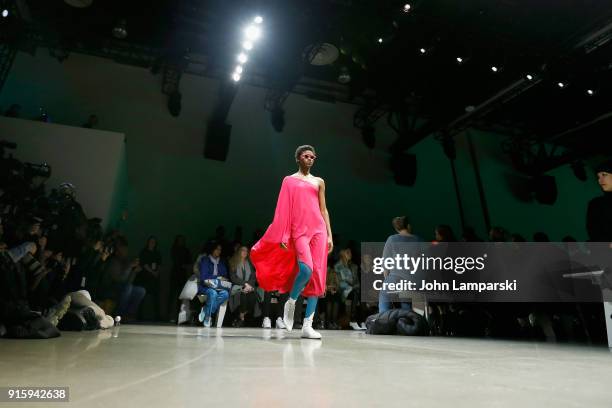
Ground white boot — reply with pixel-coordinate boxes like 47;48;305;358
301;314;322;339
283;298;296;332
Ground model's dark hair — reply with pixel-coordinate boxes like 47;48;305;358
295;145;316;161
392;216;410;232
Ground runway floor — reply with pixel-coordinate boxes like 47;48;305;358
1;324;611;407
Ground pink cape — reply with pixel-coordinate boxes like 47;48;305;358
251;176;327;297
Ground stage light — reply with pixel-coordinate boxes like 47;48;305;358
232;72;241;82
420;48;426;54
587;89;594;96
557;82;565;88
237;53;248;63
403;4;411;12
526;74;533;80
456;57;463;64
378;38;383;43
242;41;253;50
244;25;261;41
491;66;498;72
254;16;263;24
2;9;8;18
235;65;243;74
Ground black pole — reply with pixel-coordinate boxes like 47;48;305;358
442;135;466;232
467;132;491;233
449;158;466;232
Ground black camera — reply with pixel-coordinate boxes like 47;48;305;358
23;162;52;179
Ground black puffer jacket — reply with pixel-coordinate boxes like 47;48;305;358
365;309;429;336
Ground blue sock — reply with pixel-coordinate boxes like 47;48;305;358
290;261;312;300
305;296;318;319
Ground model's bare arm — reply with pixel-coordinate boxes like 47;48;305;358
318;178;333;254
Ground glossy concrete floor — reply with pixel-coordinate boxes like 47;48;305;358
1;324;612;408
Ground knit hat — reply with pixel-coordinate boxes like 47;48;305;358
595;159;612;174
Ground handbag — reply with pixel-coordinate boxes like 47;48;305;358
203;278;232;291
178;276;198;300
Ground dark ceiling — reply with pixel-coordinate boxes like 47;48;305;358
3;0;612;166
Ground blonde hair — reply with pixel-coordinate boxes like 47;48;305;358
229;246;249;271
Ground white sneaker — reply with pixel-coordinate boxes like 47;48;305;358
262;317;272;329
349;322;361;330
301;315;322;339
283;299;296;332
275;317;286;329
360;322;367;330
203;317;212;328
198;307;205;323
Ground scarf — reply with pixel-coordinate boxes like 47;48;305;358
239;261;252;283
209;255;219;276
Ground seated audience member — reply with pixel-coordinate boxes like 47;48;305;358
320;265;341;329
335;247;361;328
101;237;146;322
229;245;259;327
197;242;230;327
261;290;288;329
378;216;423;314
135;236;162;320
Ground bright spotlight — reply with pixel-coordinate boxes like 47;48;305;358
237;53;248;64
254;16;263;24
587;89;594;95
419;48;426;54
1;9;8;18
242;41;253;50
526;74;533;80
232;72;241;82
244;25;261;41
491;66;498;72
557;82;565;88
403;4;411;13
456;57;463;64
235;65;244;74
378;38;383;43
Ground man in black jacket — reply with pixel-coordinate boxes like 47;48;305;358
586;160;612;296
586;160;612;242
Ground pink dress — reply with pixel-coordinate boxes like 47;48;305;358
251;176;328;297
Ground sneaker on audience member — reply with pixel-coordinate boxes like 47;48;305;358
275;317;286;329
262;317;272;329
349;322;361;330
45;295;72;327
198;307;205;323
203;317;212;328
360;322;367;330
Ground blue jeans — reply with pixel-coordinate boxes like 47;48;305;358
203;288;229;320
378;274;412;313
116;283;146;317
